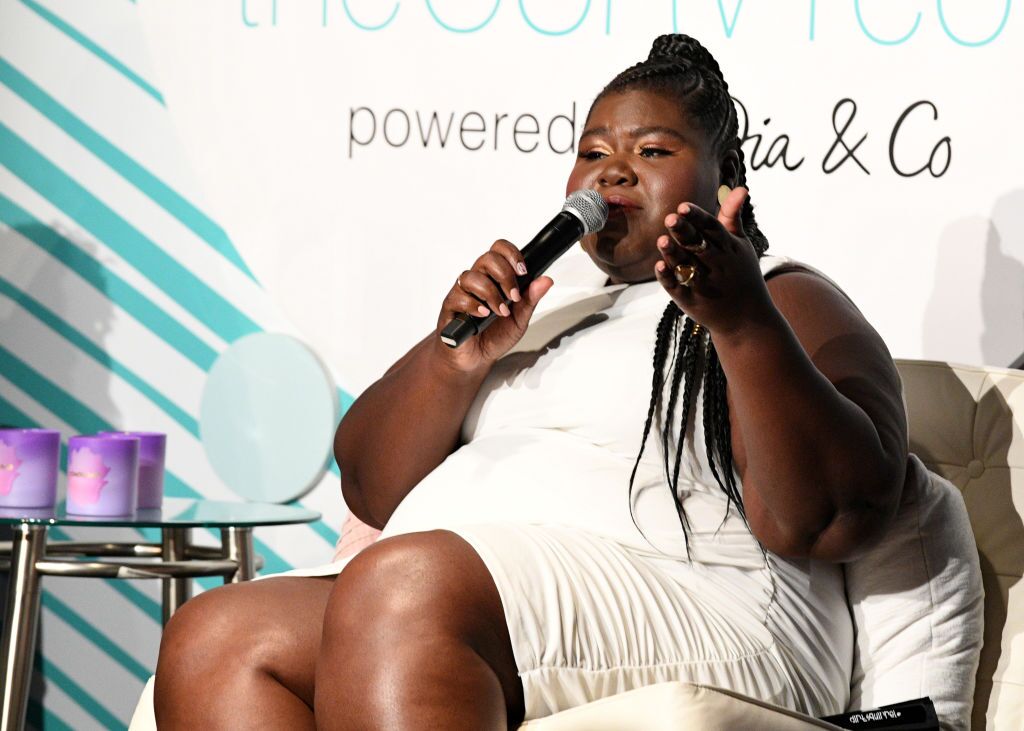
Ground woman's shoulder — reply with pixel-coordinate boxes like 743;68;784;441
760;254;842;287
760;254;859;313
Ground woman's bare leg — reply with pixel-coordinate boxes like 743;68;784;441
154;575;335;729
315;530;525;731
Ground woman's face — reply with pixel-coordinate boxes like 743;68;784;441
566;88;724;284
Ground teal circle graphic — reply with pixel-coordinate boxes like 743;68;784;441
200;333;338;503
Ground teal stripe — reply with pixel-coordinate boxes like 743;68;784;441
0;57;257;281
338;387;356;414
37;655;124;730
0;276;199;437
308;517;340;546
0;193;217;370
0;123;261;344
27;696;75;731
315;464;343;545
19;0;164;104
162;471;201;500
42;591;152;681
114;581;161;623
0;342;109;434
0;388;38;430
290;493;341;547
252;533;292;574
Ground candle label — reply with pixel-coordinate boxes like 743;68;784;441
68;447;111;504
0;440;23;495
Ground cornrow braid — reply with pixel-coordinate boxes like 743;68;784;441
736;147;769;256
659;317;688;480
608;34;769;544
627;306;689;544
670;321;702;493
627;305;679;503
702;341;744;521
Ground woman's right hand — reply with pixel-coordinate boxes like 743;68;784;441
435;239;553;373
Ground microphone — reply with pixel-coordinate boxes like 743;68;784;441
440;189;609;348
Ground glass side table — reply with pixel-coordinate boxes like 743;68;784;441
0;498;320;731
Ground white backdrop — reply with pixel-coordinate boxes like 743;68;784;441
139;1;1023;393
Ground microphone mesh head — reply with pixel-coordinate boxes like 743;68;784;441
562;189;609;235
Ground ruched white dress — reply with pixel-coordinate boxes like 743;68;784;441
288;251;853;720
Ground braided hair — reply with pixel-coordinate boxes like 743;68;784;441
604;35;771;544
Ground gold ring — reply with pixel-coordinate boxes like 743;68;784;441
674;263;697;287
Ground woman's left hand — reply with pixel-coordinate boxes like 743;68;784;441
653;186;774;337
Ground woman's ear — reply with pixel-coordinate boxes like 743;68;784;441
719;148;741;189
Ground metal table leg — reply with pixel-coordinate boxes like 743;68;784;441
221;527;255;583
161;527;190;627
1;524;47;731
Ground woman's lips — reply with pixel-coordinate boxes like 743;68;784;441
604;194;641;219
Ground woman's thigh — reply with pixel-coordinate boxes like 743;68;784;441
156;574;336;707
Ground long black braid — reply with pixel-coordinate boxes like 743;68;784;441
608;34;771;543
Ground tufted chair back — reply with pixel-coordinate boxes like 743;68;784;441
895;360;1024;730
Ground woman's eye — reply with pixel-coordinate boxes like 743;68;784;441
580;150;607;160
640;147;670;158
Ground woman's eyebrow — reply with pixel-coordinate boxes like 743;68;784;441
630;126;688;142
579;126;689;143
579;126;611;143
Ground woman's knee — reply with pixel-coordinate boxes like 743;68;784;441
325;531;495;631
158;582;262;678
321;530;517;681
158;576;333;681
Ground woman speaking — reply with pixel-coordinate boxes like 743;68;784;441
155;33;930;730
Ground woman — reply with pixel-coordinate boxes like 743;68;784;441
155;34;907;730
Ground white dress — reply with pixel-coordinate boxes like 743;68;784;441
287;251;853;720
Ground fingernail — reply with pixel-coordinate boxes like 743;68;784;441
510;288;521;302
478;305;490;316
658;237;670;250
679;204;690;216
666;214;678;227
516;262;527;275
499;303;511;317
656;261;666;273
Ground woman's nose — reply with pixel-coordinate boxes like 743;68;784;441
598;154;638;187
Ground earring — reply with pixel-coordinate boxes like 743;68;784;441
717;184;732;206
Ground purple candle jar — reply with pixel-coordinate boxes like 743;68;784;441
0;428;60;508
98;432;166;509
66;435;139;515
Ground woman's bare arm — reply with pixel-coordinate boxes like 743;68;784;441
335;335;490;529
335;240;554;529
719;271;907;562
654;189;905;562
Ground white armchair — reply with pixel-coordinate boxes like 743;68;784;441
130;359;1024;730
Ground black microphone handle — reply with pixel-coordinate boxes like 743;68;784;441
439;211;585;348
